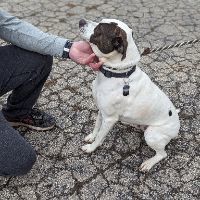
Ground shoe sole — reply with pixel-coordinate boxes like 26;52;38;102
9;122;55;131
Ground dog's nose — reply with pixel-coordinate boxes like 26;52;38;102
79;19;87;28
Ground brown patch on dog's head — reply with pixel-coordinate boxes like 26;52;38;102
90;22;128;60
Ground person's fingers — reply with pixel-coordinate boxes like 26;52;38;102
88;63;98;70
82;53;96;64
96;61;103;68
89;61;103;71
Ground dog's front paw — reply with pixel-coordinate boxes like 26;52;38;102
84;134;96;143
140;158;155;172
82;144;96;153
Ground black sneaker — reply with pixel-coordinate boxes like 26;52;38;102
5;108;56;131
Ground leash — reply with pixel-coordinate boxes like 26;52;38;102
141;39;200;56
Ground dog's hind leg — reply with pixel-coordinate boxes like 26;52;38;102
85;111;102;143
140;126;171;172
82;117;117;153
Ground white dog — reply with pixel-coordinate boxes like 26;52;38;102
79;19;180;171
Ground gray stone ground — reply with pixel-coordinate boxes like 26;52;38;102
0;0;199;199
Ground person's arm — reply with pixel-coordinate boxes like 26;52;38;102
0;9;67;57
0;10;103;69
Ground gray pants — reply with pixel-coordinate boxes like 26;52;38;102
0;45;53;176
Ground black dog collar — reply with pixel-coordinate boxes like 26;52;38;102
99;65;136;78
99;65;136;96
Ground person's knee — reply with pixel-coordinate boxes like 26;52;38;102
1;145;37;176
17;147;37;176
33;54;53;77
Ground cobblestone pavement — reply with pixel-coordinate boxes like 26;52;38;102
0;0;199;199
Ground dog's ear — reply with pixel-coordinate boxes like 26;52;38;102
112;27;128;60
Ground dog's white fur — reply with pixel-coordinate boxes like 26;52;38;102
80;19;180;171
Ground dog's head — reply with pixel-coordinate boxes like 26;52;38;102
79;19;141;68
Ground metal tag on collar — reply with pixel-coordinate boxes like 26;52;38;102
123;84;130;96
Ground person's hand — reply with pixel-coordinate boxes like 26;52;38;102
69;41;103;70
